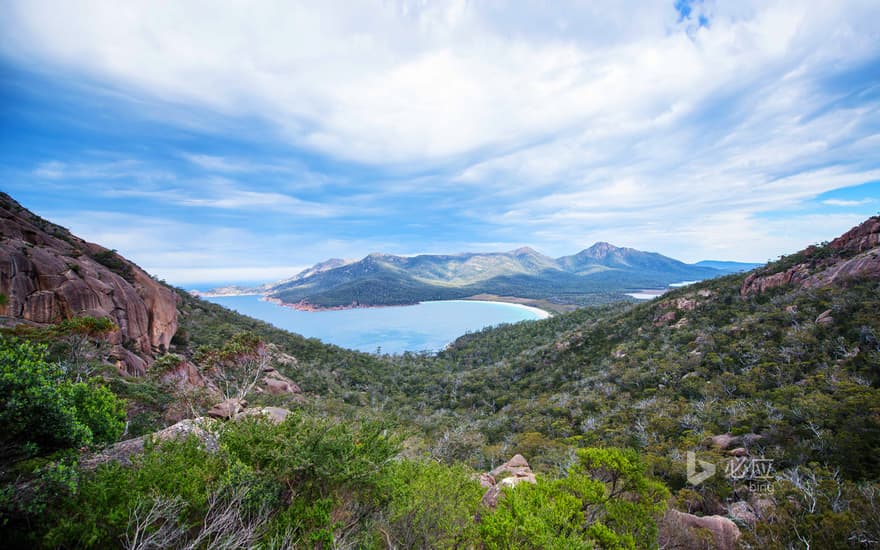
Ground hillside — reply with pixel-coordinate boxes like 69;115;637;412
264;243;722;309
2;194;879;549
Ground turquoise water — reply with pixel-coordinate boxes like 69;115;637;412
203;295;546;354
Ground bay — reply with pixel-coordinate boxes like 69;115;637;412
203;295;548;354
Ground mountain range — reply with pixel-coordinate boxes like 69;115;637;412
231;244;759;311
3;189;880;548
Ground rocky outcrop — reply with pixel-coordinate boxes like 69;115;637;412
741;264;811;296
81;417;219;470
159;358;213;390
728;500;757;526
662;510;741;550
235;406;292;424
207;398;247;420
742;216;880;296
82;406;294;470
259;366;303;396
653;311;677;327
830;216;880;253
801;248;880;290
480;454;537;509
0;193;178;374
705;432;762;451
815;309;834;325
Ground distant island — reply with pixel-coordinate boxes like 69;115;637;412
201;244;760;313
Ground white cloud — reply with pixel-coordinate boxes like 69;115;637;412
822;198;874;207
5;1;880;268
4;0;878;166
28;159;350;217
46;210;402;285
151;266;310;286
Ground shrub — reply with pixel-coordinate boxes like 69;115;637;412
0;336;126;464
377;459;483;548
479;447;669;549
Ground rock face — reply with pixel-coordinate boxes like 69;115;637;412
801;248;880;290
82;407;295;470
235;406;292;424
81;417;219;470
664;510;741;550
259;366;303;396
705;432;761;451
207;398;247;420
0;193;178;374
830;217;880;253
742;216;880;296
728;501;757;526
480;454;538;509
741;264;811;296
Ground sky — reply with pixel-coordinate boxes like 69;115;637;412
1;0;879;285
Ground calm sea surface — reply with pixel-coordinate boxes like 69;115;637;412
203;295;546;354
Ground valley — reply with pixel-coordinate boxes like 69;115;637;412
1;192;879;548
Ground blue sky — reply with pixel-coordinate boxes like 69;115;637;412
1;0;879;285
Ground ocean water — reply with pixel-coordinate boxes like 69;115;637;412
203;295;547;354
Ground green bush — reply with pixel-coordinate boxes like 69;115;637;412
0;337;123;463
376;459;483;548
44;436;226;548
479;447;669;549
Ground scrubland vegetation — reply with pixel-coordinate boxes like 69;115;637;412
2;238;880;548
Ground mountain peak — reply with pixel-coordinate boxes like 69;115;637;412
582;242;625;258
511;246;540;256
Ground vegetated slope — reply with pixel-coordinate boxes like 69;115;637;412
266;243;722;308
173;287;403;408
381;218;880;479
3;189;879;548
0;195;685;549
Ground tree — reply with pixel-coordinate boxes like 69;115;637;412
197;333;270;401
53;316;116;381
0;336;125;464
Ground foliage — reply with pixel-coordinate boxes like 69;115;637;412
744;466;880;549
0;336;125;464
4;210;880;547
479;447;669;549
376;459;483;549
90;248;134;282
34;414;402;548
195;332;268;401
1;316;116;381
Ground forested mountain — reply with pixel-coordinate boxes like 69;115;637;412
263;243;722;309
2;192;879;549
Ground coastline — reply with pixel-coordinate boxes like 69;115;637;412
252;295;551;319
626;280;702;301
262;295;419;312
193;291;264;298
449;299;551;320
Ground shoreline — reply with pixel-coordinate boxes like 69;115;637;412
209;294;552;319
262;295;419;312
450;299;551;319
626;280;702;301
189;290;263;298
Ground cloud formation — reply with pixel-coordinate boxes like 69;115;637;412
2;0;879;279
